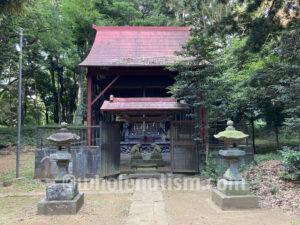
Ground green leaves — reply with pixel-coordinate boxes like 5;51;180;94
281;146;300;180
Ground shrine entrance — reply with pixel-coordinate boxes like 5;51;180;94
100;96;198;174
78;25;200;176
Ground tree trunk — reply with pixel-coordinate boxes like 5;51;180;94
57;78;61;124
34;74;40;125
275;126;280;150
68;73;78;123
50;57;59;123
74;69;84;125
56;56;63;124
204;110;209;161
251;117;256;154
45;106;49;124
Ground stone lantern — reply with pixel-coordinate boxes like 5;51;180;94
37;123;84;215
211;120;259;210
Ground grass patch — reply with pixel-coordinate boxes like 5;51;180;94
0;153;44;192
0;126;36;151
255;135;298;153
0;195;40;224
254;152;283;164
240;152;283;173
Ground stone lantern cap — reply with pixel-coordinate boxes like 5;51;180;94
47;132;80;146
214;120;248;148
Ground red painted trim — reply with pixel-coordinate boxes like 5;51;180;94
92;25;189;31
112;97;177;102
84;69;175;76
91;75;120;105
87;71;92;147
103;108;189;111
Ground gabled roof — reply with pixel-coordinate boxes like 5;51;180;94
100;97;189;114
79;25;190;67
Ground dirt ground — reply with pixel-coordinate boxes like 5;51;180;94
164;190;300;225
0;149;300;225
0;147;34;176
0;193;131;225
244;160;300;215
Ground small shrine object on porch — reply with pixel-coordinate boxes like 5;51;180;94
37;123;84;215
211;120;259;210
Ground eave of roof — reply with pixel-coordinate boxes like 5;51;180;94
79;25;190;67
100;97;189;113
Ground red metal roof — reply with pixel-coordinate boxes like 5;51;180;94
100;97;189;113
79;25;190;67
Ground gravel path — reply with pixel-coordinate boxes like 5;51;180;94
125;179;168;225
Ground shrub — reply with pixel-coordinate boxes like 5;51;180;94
201;158;225;185
280;146;300;180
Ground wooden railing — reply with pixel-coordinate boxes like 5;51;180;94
36;125;101;149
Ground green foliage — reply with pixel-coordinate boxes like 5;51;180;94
270;184;279;195
168;0;299;149
0;0;299;142
0;0;35;15
280;146;300;180
0;126;36;149
0;0;184;127
254;153;283;164
200;158;225;185
255;133;299;153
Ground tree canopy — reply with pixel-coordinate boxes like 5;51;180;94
0;0;299;146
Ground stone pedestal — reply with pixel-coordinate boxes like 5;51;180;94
217;179;250;196
37;192;84;215
212;178;259;209
212;189;259;210
46;182;78;201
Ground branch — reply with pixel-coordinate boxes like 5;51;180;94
0;78;18;97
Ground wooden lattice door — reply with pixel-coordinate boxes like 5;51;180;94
170;121;198;173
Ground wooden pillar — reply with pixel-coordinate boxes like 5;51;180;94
87;71;92;147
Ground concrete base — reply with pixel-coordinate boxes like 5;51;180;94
217;179;250;196
212;189;259;210
37;192;84;215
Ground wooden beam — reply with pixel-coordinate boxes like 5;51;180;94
109;85;168;89
111;111;179;115
91;75;120;105
116;115;173;122
87;72;92;147
87;69;176;76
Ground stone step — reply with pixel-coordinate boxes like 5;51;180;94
128;173;162;179
119;172;164;180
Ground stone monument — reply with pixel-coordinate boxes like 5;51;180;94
37;123;84;215
211;120;259;210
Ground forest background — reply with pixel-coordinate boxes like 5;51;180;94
0;0;299;151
